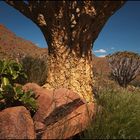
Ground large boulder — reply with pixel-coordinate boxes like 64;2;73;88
41;102;94;139
23;83;53;122
23;83;95;139
23;83;87;122
33;88;86;122
0;106;36;139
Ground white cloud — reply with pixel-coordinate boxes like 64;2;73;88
98;55;106;58
94;49;106;53
35;43;39;46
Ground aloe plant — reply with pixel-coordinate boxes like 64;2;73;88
107;51;140;88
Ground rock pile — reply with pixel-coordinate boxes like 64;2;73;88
0;83;95;139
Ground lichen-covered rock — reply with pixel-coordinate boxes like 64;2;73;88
0;106;36;139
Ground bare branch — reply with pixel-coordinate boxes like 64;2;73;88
70;1;126;56
4;0;126;58
5;0;35;21
5;0;49;27
90;1;126;41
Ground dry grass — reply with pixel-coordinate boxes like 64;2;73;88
20;56;48;86
81;78;140;139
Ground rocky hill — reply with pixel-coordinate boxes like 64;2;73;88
0;24;47;60
92;57;111;78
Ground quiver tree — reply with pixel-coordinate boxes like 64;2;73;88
107;51;140;88
5;1;125;102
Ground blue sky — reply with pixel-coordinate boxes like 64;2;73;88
0;1;140;57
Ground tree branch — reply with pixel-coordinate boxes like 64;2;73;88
71;1;126;55
90;1;126;42
5;0;36;23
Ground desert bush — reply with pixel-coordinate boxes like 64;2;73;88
82;88;140;139
21;56;48;86
0;59;27;86
107;51;140;88
0;85;37;113
0;59;37;113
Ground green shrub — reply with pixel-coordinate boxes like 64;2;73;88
0;59;37;113
0;59;27;85
0;85;37;112
82;89;140;139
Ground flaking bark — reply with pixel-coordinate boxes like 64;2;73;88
5;0;126;102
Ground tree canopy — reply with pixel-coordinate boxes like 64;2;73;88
5;1;126;56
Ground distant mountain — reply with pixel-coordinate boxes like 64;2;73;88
0;24;47;60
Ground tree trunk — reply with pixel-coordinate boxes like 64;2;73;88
42;29;94;102
5;1;126;102
38;1;125;102
43;52;94;102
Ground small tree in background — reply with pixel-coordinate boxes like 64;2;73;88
107;51;140;88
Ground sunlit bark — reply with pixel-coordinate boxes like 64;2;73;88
5;0;126;102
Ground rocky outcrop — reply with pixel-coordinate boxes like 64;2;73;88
41;102;94;139
0;83;95;139
0;24;47;60
0;106;36;139
23;83;95;139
